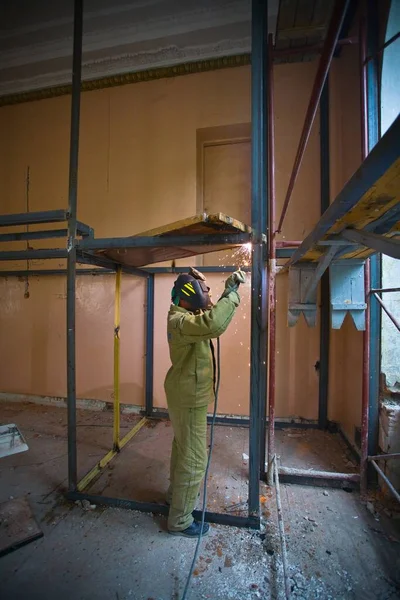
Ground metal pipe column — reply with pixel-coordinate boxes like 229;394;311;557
67;0;83;492
145;274;155;417
366;0;381;471
318;79;330;429
249;0;268;514
360;0;381;495
113;267;122;451
267;32;276;485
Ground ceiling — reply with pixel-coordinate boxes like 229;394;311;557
0;0;340;100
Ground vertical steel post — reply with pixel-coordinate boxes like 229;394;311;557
318;78;330;430
360;0;380;496
145;274;155;417
67;0;83;492
267;33;276;485
249;0;268;515
366;0;381;464
113;267;122;451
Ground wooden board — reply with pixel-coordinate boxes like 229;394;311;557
288;114;400;266
97;212;251;268
0;497;43;557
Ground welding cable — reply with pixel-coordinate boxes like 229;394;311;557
181;336;221;600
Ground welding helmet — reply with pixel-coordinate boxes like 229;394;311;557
171;274;211;311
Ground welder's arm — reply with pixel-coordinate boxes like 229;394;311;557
177;292;240;342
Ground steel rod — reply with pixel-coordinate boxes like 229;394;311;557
371;287;400;293
318;78;330;430
364;30;400;64
77;418;148;492
145;274;155;417
0;209;67;227
368;453;400;461
276;0;350;233
0;249;67;261
370;460;400;503
249;0;268;517
66;0;83;493
113;267;122;451
0;229;68;242
273;456;291;600
373;293;400;332
278;466;360;481
360;2;370;498
0;269;114;277
267;32;276;486
275;241;302;248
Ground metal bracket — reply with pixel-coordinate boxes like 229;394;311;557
329;259;367;330
288;247;339;327
288;263;318;327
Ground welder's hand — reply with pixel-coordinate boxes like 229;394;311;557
224;269;246;290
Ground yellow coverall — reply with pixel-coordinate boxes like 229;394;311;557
164;291;240;531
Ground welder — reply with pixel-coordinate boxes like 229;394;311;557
164;267;246;537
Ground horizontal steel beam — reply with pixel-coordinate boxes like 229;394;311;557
66;491;259;529
76;221;93;237
0;209;67;227
0;229;68;242
78;233;251;250
147;409;319;429
77;250;149;278
144;266;252;274
0;269;114;277
341;229;400;259
0;249;67;261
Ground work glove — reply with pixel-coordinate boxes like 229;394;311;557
219;269;246;301
224;269;246;291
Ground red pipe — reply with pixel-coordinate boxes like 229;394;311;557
276;241;302;248
276;0;350;233
360;6;370;497
373;293;400;333
267;33;276;486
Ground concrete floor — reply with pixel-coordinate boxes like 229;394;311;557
0;400;399;600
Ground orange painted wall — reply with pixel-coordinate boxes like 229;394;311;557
328;41;363;445
0;59;353;420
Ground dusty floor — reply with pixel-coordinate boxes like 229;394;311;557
0;400;399;600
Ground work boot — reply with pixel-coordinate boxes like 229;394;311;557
168;521;210;538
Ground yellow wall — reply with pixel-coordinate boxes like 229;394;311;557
0;59;357;421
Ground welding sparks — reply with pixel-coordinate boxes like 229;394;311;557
232;242;252;267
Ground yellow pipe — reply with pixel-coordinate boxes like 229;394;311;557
113;266;122;451
77;417;148;492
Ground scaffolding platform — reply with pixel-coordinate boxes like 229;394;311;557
286;114;400;329
80;213;252;268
